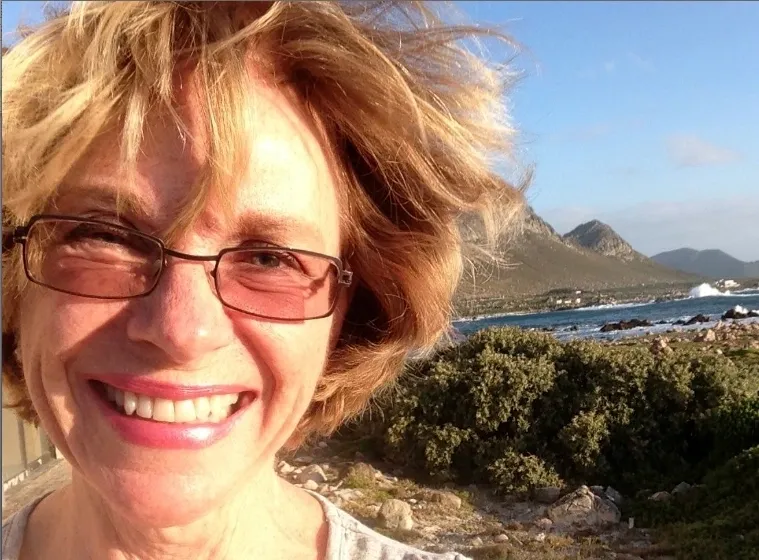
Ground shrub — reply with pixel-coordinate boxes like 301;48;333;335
631;446;759;560
368;327;759;496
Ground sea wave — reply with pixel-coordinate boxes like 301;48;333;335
572;301;654;312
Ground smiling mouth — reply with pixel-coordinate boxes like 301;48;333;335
90;381;254;424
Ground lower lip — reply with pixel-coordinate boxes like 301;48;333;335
89;383;251;450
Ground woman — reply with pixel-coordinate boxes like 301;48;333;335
2;2;523;559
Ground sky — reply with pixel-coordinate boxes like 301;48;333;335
3;1;759;261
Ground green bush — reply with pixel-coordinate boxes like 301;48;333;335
631;446;759;560
371;327;759;495
702;396;759;469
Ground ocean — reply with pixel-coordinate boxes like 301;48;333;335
454;289;759;341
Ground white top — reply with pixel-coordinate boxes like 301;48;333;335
2;491;470;560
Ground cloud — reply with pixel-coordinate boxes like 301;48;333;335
539;196;759;262
627;52;655;73
666;134;741;167
603;61;616;74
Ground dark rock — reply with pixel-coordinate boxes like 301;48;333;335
684;314;710;325
599;318;652;332
721;306;758;320
532;486;562;504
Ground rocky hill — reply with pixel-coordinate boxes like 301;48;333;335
651;248;759;279
563;220;644;262
457;207;699;301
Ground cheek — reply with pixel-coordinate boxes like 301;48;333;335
19;291;127;415
241;319;333;404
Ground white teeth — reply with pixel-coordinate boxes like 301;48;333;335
136;394;153;419
106;385;242;424
193;397;211;421
152;399;175;422
123;392;136;415
174;400;196;423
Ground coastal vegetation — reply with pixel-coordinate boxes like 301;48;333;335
349;326;759;559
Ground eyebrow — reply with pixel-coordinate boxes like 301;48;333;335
50;183;153;219
52;183;327;250
231;212;326;250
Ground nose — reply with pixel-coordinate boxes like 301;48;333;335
126;258;233;365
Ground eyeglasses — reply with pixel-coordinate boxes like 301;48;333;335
7;214;353;321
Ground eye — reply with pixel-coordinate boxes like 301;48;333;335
253;252;283;268
66;223;132;245
249;250;302;270
61;222;156;255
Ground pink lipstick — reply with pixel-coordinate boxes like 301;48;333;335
87;376;257;450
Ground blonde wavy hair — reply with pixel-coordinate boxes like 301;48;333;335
2;0;525;446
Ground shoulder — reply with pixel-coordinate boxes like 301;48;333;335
2;498;40;560
309;492;471;560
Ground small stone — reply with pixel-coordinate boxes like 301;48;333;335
532;486;562;504
534;517;553;531
534;532;546;543
296;455;314;464
695;329;716;343
605;486;623;505
303;479;320;491
318;441;328;449
334;488;364;502
649;491;672;502
672;482;692;496
278;460;295;475
470;536;484;546
494;534;509;543
297;464;328;484
378;499;413;530
408;498;418;504
425;490;463;509
548;486;621;528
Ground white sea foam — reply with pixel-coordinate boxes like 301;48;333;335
689;283;730;298
573;301;653;312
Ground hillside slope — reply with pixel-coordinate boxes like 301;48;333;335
563;220;644;262
651;248;759;279
458;208;699;299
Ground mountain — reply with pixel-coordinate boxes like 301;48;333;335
457;207;699;300
651;248;759;279
563;220;644;262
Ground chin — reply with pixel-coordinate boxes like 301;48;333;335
99;469;243;529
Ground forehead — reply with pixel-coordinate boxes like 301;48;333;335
60;67;341;252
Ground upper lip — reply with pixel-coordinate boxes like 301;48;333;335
88;374;255;400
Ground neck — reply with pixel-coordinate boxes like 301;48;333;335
27;468;327;560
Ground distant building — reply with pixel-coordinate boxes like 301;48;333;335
716;279;740;289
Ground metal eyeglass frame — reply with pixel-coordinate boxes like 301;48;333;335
7;214;354;321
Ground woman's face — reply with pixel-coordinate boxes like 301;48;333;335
17;72;346;527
